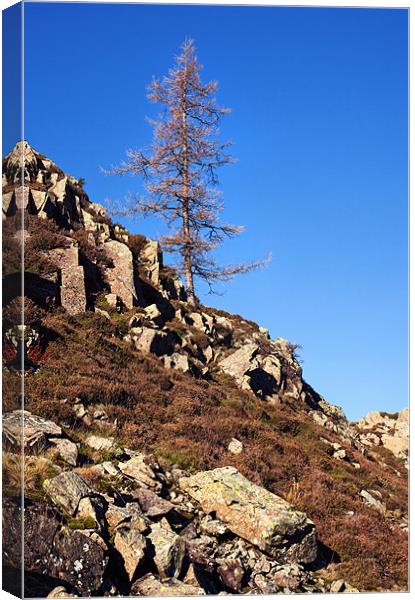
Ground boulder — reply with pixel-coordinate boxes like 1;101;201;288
104;239;137;309
43;471;95;515
330;579;346;593
144;303;164;326
113;528;147;581
105;292;118;308
129;327;175;357
217;559;245;591
106;502;148;533
46;586;79;598
46;244;86;315
118;454;161;491
188;312;206;332
84;434;123;457
148;519;186;578
133;488;175;518
49;438;79;467
131;574;205;596
228;438;243;455
50;528;108;596
218;345;258;390
180;467;317;564
3;410;62;451
272;563;304;590
356;407;408;464
76;496;107;531
2;498;62;574
3;498;106;596
60;266;86;315
164;352;190;373
360;489;386;513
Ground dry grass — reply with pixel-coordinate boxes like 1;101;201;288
3;453;60;500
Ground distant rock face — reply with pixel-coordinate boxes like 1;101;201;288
356;408;409;465
179;466;317;564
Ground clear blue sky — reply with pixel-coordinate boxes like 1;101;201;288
8;3;409;420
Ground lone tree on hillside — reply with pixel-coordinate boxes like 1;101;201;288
111;39;269;306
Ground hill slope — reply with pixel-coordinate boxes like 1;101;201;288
2;142;408;597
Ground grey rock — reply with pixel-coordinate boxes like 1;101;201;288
43;471;95;515
228;438;243;455
3;410;61;451
131;574;205;596
133;487;175;517
49;438;78;467
114;528;147;581
148;519;186;579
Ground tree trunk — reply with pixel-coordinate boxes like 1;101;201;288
181;77;196;306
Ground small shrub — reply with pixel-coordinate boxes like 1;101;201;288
127;233;148;258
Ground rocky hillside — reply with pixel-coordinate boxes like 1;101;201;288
2;142;408;597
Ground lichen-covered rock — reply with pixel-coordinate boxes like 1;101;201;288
140;239;163;285
113;528;147;581
164;352;191;373
105;502;148;532
360;489;386;514
50;528;108;596
217;559;245;591
144;303;164;326
76;496;107;531
43;471;95;515
3;410;62;451
218;344;282;398
84;434;123;457
218;344;258;390
180;467;317;564
228;438;243;455
148;519;186;579
3;498;62;574
49;437;79;467
131;574;205;596
118;454;162;490
3;498;106;597
60;266;86;315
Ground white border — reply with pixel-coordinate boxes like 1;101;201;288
0;2;411;600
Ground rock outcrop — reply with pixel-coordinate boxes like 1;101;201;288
355;408;409;467
2;141;185;315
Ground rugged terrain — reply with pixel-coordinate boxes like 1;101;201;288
2;142;409;597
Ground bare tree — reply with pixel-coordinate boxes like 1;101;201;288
111;38;269;306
